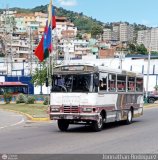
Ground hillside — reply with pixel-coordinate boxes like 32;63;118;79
0;5;151;33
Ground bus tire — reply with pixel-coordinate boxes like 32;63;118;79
126;109;133;125
58;120;69;131
92;113;104;132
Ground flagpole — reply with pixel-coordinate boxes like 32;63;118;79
50;0;53;77
49;0;53;105
51;0;53;77
47;0;52;104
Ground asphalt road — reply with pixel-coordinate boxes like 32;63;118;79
0;107;158;155
0;110;25;130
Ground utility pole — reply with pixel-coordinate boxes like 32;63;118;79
118;48;125;70
145;48;151;101
29;26;33;75
4;6;8;75
9;11;13;70
64;37;70;65
145;30;152;103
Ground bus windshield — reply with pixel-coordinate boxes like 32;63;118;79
51;74;92;93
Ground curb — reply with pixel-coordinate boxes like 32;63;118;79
31;117;50;122
1;105;157;122
0;109;50;122
144;104;158;109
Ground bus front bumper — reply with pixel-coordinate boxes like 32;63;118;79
49;112;99;121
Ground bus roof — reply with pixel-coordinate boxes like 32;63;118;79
54;64;143;77
0;82;28;87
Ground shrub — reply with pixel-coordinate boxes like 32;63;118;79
16;94;27;104
43;96;49;105
3;92;12;104
25;96;35;104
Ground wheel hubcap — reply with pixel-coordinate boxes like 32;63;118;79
97;115;103;128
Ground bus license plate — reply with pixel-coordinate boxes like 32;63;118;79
66;115;73;119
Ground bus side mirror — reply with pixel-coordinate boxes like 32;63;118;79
46;78;49;87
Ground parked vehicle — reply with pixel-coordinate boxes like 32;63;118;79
147;91;158;103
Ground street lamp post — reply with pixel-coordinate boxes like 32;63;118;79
145;48;151;101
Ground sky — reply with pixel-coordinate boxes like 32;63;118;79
0;0;158;27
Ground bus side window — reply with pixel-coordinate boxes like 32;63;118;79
93;74;99;92
136;78;143;92
99;73;108;91
117;75;126;91
99;78;107;91
108;74;116;92
128;77;135;91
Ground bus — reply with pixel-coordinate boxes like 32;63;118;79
49;64;144;132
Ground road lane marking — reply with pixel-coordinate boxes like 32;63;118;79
0;117;25;130
10;118;25;126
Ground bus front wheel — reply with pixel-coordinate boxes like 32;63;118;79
58;119;69;131
92;113;104;132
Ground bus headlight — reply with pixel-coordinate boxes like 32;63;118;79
83;108;93;112
51;108;60;112
50;106;60;112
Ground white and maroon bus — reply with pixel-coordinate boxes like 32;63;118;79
49;64;144;131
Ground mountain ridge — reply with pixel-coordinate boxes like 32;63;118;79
0;5;151;33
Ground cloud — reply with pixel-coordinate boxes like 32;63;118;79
58;0;77;7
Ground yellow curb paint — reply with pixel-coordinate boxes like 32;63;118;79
144;105;158;109
31;118;50;122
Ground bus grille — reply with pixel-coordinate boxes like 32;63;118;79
64;106;79;113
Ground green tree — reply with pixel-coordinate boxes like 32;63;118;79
31;62;47;93
3;93;12;104
151;51;158;55
136;44;148;55
128;43;136;54
76;33;82;39
91;25;103;38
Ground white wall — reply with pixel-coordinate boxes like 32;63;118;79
1;57;158;93
34;86;50;94
0;76;5;82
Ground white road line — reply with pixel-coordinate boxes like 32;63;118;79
0;117;25;130
10;118;25;126
0;125;9;129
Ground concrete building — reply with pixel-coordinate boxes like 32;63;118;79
128;25;134;42
15;14;26;33
137;30;151;48
103;23;134;43
137;28;158;51
119;23;134;42
150;28;158;51
58;39;90;59
53;17;77;39
6;34;29;59
35;12;47;35
120;23;128;42
103;29;111;41
112;25;119;41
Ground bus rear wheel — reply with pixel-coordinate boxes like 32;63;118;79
92;113;104;132
126;109;133;125
58;119;69;131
